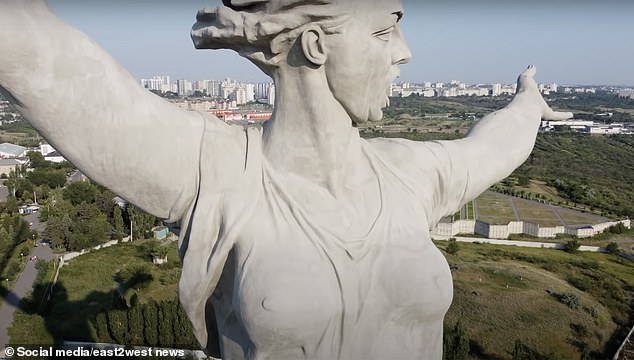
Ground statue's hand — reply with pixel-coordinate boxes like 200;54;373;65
516;65;573;121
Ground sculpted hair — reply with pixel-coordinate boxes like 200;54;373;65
191;0;347;73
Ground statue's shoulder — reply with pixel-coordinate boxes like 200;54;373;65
365;136;456;178
365;136;427;163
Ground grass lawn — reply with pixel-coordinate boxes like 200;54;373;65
475;192;517;224
474;191;611;229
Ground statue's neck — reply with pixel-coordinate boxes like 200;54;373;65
262;69;365;196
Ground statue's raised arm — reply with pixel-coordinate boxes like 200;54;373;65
431;66;572;224
0;0;231;221
372;66;573;227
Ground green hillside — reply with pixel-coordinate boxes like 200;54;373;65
515;134;634;218
441;241;634;359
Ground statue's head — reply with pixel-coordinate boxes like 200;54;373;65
192;0;411;122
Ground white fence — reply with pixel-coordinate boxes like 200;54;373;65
432;219;631;239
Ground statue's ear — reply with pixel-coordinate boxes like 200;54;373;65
300;27;327;66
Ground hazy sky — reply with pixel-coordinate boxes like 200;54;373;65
48;1;634;86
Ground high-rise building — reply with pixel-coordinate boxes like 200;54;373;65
268;84;276;106
140;76;170;92
235;88;247;105
177;79;193;96
207;80;221;97
491;83;502;96
255;82;271;100
245;83;256;103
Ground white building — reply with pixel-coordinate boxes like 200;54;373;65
39;143;55;156
268;84;276;106
0;143;27;158
491;83;502;96
177;79;193;96
44;151;66;163
0;158;25;176
140;76;170;92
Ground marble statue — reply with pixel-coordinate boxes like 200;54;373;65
0;0;573;358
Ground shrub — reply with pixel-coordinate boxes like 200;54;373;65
446;238;459;255
113;264;153;291
564;239;581;253
605;242;620;255
560;292;581;309
444;321;469;360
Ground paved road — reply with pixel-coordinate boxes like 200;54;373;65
0;212;53;357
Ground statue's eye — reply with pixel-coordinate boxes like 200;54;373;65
373;26;394;42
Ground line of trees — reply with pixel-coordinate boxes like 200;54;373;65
0;213;33;281
93;298;199;349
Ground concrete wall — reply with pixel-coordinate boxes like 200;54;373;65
432;218;631;240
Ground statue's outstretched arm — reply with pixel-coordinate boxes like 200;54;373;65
427;66;572;222
0;0;220;221
387;66;572;226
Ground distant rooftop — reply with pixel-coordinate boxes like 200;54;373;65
0;142;26;157
0;158;22;166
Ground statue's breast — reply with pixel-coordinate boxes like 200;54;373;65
216;175;453;359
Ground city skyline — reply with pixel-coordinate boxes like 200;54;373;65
47;1;634;86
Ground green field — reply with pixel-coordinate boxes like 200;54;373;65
474;191;609;228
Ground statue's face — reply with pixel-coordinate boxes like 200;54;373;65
325;0;411;123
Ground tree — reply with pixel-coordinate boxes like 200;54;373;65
93;188;116;217
143;300;159;347
5;169;19;197
175;300;198;349
513;339;525;360
26;151;49;169
605;242;620;255
69;232;91;251
127;205;159;240
93;312;113;343
113;206;125;241
27;169;66;188
63;181;96;205
443;321;469;360
158;300;175;347
446;238;459;255
4;197;18;216
46;214;72;249
565;239;581;253
517;175;531;187
127;304;145;345
106;310;130;344
114;265;153;292
86;214;112;245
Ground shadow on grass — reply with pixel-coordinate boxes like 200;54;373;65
16;281;120;343
468;339;506;360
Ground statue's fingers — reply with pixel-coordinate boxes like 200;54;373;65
543;110;573;121
516;65;538;93
520;65;537;79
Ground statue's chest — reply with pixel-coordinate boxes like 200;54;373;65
219;184;453;357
